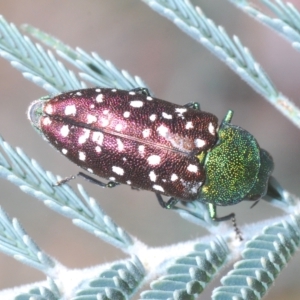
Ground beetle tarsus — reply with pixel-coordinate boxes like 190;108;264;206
130;87;151;96
184;102;201;110
53;175;76;186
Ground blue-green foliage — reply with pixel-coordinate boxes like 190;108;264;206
0;1;299;299
213;216;300;299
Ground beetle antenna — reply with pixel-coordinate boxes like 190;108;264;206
250;200;260;209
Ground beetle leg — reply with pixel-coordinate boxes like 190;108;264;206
131;186;140;191
207;203;233;221
155;193;179;209
54;171;120;188
130;87;151;96
208;203;243;240
52;174;76;186
184;102;201;110
222;110;234;124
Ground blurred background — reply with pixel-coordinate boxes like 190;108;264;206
0;0;299;299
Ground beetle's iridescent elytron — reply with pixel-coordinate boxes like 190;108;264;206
28;88;275;221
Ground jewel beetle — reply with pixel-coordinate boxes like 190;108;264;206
28;87;275;222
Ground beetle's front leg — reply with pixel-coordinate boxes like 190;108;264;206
208;203;242;240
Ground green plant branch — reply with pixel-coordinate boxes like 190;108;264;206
0;206;63;277
141;238;230;299
229;0;300;49
0;136;134;250
0;132;299;299
0;16;84;94
22;24;149;91
141;0;300;129
0;1;299;299
213;215;300;299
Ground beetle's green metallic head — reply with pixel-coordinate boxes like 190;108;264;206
199;110;274;206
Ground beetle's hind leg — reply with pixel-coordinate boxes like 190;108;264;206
54;171;120;188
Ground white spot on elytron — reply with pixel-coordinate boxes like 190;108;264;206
92;131;104;145
175;107;187;117
123;157;127;161
153;184;164;192
111;89;117;92
146;96;153;101
185;121;194;129
175;108;187;114
103;109;109;115
112;166;125;176
87;168;94;173
208;122;215;135
147;155;161;165
171;174;178;181
149;114;157;121
90;104;95;109
95;146;101;153
60;125;69;137
96;94;104;103
143;128;150;138
95;88;101;92
116;138;124;151
65;104;76;116
76;91;82;96
62;148;68;155
79;151;86;161
189;182;202;194
129;91;136;95
123;111;130;118
101;118;109;127
162;112;172;119
194;138;206;148
78;129;90;144
109;177;116;181
187;164;198;173
191;187;197;194
162;179;166;182
126;180;131;185
42;117;52;126
45;104;53;115
157;125;169;137
138;145;145;155
115;124;123;132
130;100;144;108
149;170;157;182
87;114;97;124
